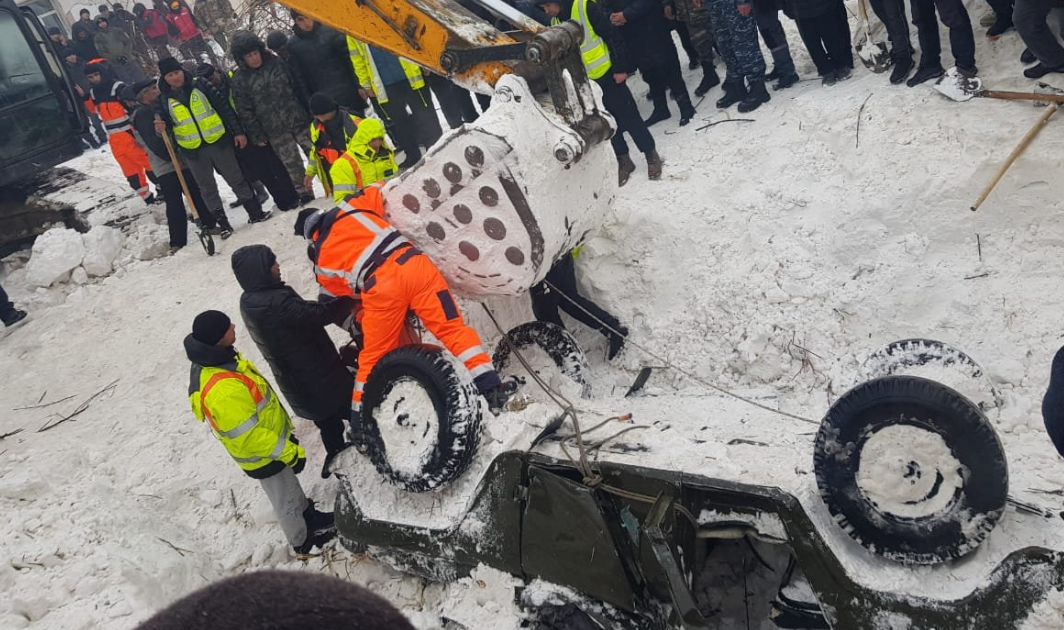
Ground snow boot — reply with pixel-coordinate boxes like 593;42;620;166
715;80;747;109
765;67;781;82
694;62;721;97
890;54;914;84
618;154;637;187
737;80;770;113
773;72;800;90
906;64;945;87
645;150;663;181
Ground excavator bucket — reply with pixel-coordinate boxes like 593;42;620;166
382;73;617;298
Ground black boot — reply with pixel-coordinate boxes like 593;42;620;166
244;197;273;224
294;504;336;554
773;72;800;90
906;64;945;87
607;324;628;360
737;80;770;113
715;80;748;109
890;54;914;84
215;213;234;239
677;96;696;126
644;105;671;126
986;17;1013;38
694;62;721;97
1021;48;1037;64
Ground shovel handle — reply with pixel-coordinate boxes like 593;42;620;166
981;90;1064;103
971;103;1058;212
156;115;202;222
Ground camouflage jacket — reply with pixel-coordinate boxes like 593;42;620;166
193;0;236;32
230;31;310;143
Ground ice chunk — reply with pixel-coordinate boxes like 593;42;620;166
81;226;126;276
24;228;86;287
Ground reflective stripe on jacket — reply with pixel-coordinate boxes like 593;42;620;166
88;81;133;135
309;185;409;298
552;0;612;79
328;118;397;203
346;36;424;104
188;353;304;475
167;88;226;149
307;110;362;189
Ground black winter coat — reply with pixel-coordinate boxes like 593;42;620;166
286;22;367;112
231;245;354;423
71;22;100;60
1043;345;1064;458
613;0;676;70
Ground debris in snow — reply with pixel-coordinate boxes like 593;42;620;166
437;564;526;628
81;226;126;276
24;228;85;287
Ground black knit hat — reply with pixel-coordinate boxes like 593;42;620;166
308;92;337;116
158;56;182;75
194;62;215;78
266;30;288;51
192;310;231;346
47;26;62;36
61;47;77;59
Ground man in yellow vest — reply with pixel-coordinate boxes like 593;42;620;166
303;93;363;199
347;36;443;169
536;0;663;186
328;118;398;203
155;57;271;239
184;310;336;554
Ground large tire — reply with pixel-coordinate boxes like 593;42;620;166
493;321;591;398
361;345;482;493
813;376;1008;565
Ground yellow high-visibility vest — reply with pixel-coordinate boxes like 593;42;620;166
167;88;226;150
188;354;304;474
553;0;612;80
347;36;426;104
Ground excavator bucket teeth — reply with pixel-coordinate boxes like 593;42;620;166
383;74;616;298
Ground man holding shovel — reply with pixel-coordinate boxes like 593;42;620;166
127;77;212;251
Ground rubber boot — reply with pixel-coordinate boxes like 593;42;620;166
645;150;662;180
715;80;747;109
694;62;721;97
617;154;636;187
737;79;770;113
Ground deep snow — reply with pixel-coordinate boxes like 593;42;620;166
3;2;1064;628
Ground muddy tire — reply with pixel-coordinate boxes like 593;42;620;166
813;376;1008;565
361;345;482;493
493;321;591;398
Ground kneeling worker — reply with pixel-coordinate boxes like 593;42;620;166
304;185;512;434
328;117;398;203
184;310;335;554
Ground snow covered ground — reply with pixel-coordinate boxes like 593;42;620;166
3;4;1064;628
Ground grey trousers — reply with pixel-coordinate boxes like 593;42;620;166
259;467;309;549
184;141;253;216
1017;0;1064;68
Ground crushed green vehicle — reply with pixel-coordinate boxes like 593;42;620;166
331;332;1064;629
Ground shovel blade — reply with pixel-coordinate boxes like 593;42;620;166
933;67;983;102
856;40;891;73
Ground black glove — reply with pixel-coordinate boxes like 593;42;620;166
292;457;306;474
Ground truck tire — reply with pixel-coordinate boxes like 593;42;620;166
493;321;591;398
813;376;1008;565
361;345;482;493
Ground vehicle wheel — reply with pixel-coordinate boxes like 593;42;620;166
813;376;1008;565
493;321;591;398
860;338;1002;412
361;344;482;493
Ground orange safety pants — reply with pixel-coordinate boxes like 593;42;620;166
353;251;496;410
108;131;153;200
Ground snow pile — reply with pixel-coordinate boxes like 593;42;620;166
122;223;171;262
23;228;85;287
1022;588;1064;630
81;226;126;277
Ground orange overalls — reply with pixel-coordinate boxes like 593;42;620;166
309;185;500;415
86;73;153;200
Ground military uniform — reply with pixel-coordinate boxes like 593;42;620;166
193;0;236;51
705;0;767;95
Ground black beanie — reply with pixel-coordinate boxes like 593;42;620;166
266;30;288;51
308;92;337;116
158;56;182;75
61;47;77;59
194;62;215;78
192;310;231;346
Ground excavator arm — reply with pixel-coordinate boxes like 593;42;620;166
278;0;619;297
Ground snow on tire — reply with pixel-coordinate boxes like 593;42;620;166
361;344;482;493
813;375;1008;565
493;321;591;398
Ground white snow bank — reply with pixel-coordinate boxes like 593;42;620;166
24;228;85;287
81;226;125;277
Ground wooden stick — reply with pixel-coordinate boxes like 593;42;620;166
971;103;1057;212
156;116;203;222
981;90;1064;103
